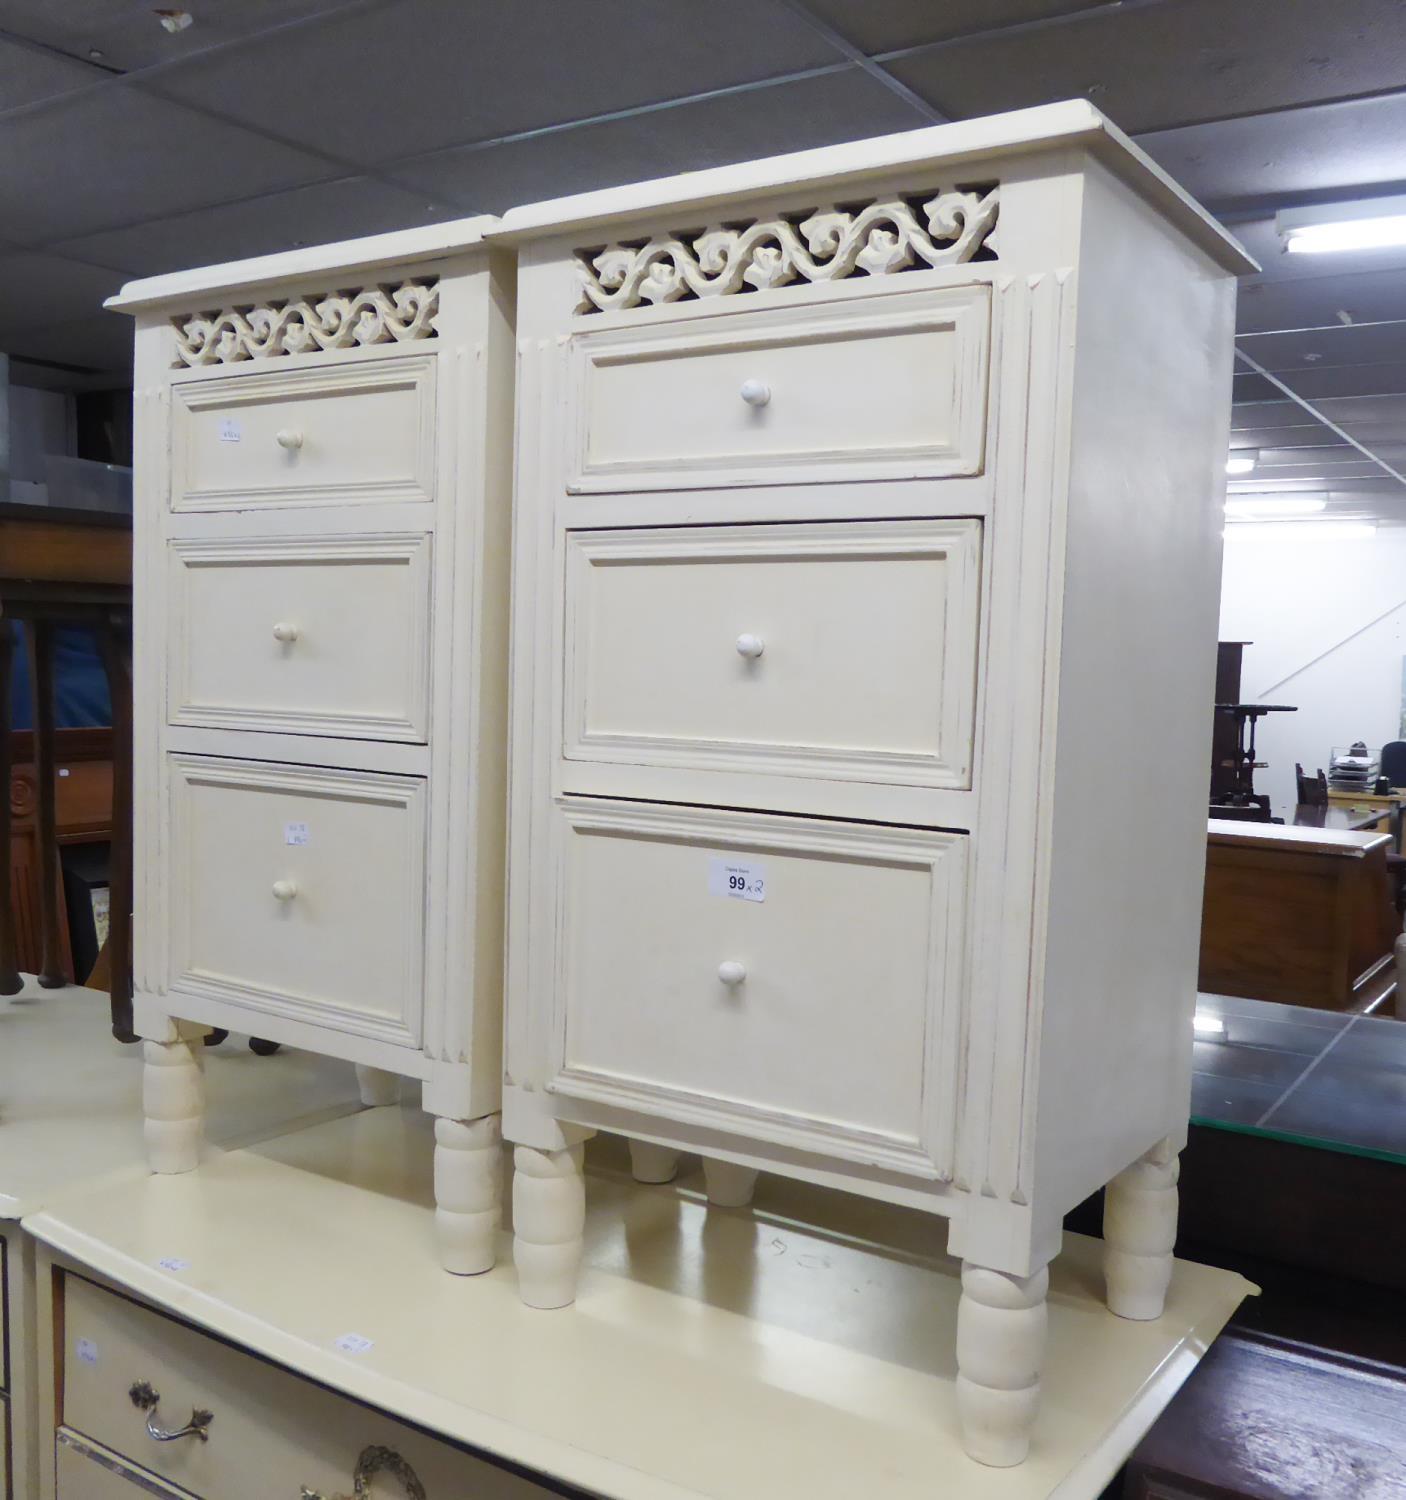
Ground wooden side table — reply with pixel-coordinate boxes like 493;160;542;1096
0;502;133;1040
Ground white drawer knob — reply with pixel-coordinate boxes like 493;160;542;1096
271;621;300;644
275;428;304;450
739;379;771;408
717;961;746;987
272;879;298;902
735;633;765;659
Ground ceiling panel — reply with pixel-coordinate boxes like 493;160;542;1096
1316;394;1406;425
392;68;930;214
1238;270;1406;336
1231;421;1346;446
0;85;333;243
56;175;466;279
1140;93;1406;214
883;0;1406;136
795;0;1094;55
145;0;844;167
0;0;372;73
1238;320;1406;372
1236;360;1406;401
0;251;122;328
4;311;133;373
0;33;102;107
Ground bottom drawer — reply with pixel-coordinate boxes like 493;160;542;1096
548;797;968;1180
57;1432;192;1497
61;1274;559;1498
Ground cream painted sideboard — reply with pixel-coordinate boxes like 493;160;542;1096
108;220;515;1274
495;100;1254;1466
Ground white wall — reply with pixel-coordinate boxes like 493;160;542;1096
1220;525;1406;813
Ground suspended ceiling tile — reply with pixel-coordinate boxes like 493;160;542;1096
1241;360;1406;401
1238;270;1406;337
392;68;931;214
1231;423;1346;447
145;0;844;167
0;33;102;108
57;176;465;278
0;251;123;327
0;0;370;73
0;85;333;243
796;0;1094;55
1238;320;1406;372
883;0;1406;135
1141;93;1406;213
1317;393;1406;425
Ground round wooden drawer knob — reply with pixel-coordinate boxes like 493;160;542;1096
272;879;299;902
275;428;304;450
735;633;765;659
739;379;771;408
717;961;746;987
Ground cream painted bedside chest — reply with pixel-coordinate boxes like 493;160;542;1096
109;219;515;1275
494;101;1253;1465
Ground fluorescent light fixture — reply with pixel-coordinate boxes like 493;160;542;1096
1225;495;1327;519
1225;450;1258;476
1192;1012;1226;1038
1278;193;1406;254
1227;520;1377;541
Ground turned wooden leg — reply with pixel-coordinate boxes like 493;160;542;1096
513;1144;586;1309
956;1262;1048;1467
628;1140;680;1184
434;1114;501;1275
0;624;22;995
355;1064;401;1107
26;620;65;988
98;616;135;1043
143;1037;204;1174
1104;1138;1179;1320
702;1157;758;1207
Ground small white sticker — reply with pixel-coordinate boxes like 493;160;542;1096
157;1256;190;1273
218;417;242;443
76;1337;99;1365
58;767;70;778
333;1332;374;1355
284;821;310;847
709;856;766;903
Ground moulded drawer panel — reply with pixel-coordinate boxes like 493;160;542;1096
59;1276;558;1499
563;518;981;788
166;756;426;1047
550;798;966;1181
168;534;432;741
570;284;989;492
170;354;435;511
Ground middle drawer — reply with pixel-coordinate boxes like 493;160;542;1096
562;517;982;789
167;532;432;741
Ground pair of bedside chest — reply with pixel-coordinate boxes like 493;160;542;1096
111;101;1252;1466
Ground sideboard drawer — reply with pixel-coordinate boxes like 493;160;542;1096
166;756;427;1047
60;1276;556;1498
0;1232;8;1392
549;798;967;1180
563;518;981;788
57;1433;192;1497
168;533;432;742
170;354;436;511
569;284;989;492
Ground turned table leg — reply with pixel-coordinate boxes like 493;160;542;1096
0;622;21;994
1104;1137;1180;1320
513;1144;586;1309
25;620;64;988
956;1262;1049;1466
355;1064;401;1107
98;614;135;1043
143;1036;204;1174
434;1114;501;1275
702;1157;759;1207
628;1140;680;1184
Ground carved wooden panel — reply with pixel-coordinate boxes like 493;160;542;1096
574;186;998;313
172;280;438;366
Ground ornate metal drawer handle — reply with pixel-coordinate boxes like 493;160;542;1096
128;1379;213;1442
301;1444;428;1499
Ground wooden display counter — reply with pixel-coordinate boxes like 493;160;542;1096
1200;820;1400;1012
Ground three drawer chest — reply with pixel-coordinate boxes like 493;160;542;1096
495;102;1253;1464
110;219;515;1276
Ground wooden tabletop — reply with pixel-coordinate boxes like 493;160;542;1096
1293;803;1393;833
0;503;131;590
1208;818;1392;857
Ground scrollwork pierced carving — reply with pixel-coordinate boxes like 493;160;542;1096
171;280;438;366
574;186;998;314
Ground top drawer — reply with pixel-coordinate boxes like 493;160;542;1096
170;354;436;512
567;284;989;494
